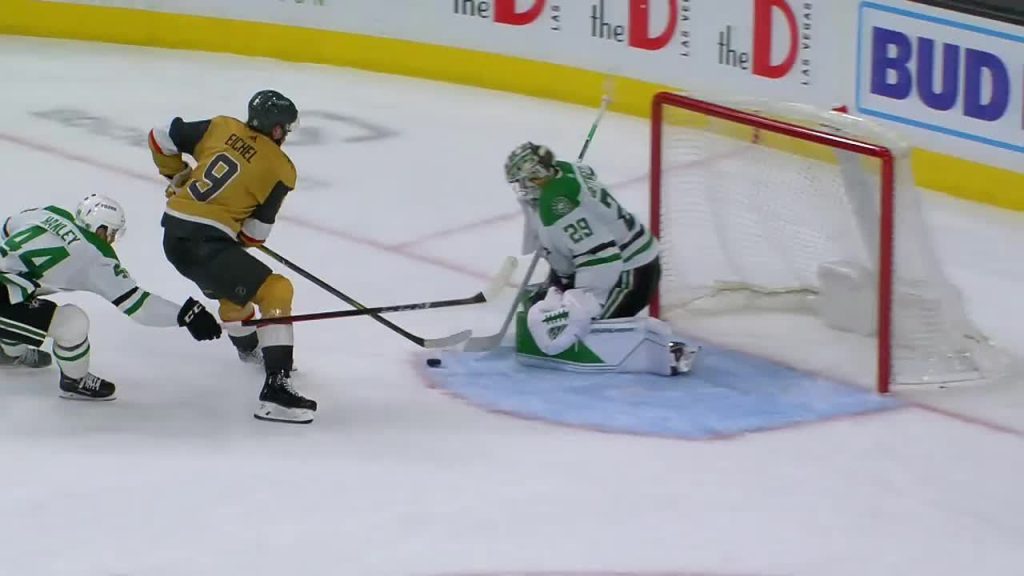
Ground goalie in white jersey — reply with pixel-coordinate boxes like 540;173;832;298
505;142;697;375
0;194;222;400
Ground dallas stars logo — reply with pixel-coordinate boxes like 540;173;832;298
552;197;573;217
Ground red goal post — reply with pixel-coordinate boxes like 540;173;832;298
648;91;990;394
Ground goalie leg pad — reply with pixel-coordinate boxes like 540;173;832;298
517;314;697;376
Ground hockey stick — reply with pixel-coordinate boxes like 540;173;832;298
462;249;541;351
235;256;517;328
257;245;497;348
462;90;614;352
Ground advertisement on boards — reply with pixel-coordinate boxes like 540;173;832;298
444;0;694;74
708;0;815;88
857;1;1024;162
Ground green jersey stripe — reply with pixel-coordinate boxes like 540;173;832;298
123;291;151;317
0;275;34;303
42;206;119;260
572;247;618;264
54;342;91;362
0;317;47;339
620;226;647;251
623;236;655;263
576;253;623;269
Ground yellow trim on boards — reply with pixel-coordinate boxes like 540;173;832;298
3;0;1022;209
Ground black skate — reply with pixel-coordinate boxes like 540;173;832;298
254;371;316;424
59;372;116;401
669;341;700;376
0;346;52;368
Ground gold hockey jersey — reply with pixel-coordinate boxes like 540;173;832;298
149;115;296;243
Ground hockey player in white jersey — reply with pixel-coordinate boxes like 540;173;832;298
0;194;222;399
504;142;697;375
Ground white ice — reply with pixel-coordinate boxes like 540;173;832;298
0;36;1022;576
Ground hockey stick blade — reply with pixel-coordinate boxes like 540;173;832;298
234;257;518;328
463;250;541;352
414;257;515;348
418;329;474;349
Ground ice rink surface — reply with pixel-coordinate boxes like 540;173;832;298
1;37;1022;576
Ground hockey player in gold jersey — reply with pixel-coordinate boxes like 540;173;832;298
148;89;316;424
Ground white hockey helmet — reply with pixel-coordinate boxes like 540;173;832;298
74;194;126;243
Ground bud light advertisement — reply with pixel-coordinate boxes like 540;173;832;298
857;1;1024;154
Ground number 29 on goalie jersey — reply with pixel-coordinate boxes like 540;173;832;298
536;161;658;295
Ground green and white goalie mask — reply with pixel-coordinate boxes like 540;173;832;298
505;142;556;203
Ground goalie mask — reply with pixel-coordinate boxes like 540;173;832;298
505;142;556;202
75;194;126;244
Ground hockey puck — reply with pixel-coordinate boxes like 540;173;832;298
426;358;442;368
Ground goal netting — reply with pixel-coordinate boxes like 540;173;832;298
650;91;996;393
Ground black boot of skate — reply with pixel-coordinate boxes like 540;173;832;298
0;345;53;368
59;372;116;401
254;371;316;424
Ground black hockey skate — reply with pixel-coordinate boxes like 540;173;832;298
0;345;52;368
59;372;116;401
254;371;316;424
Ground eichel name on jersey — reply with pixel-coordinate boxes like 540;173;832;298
149;115;297;245
0;206;182;326
535;161;658;310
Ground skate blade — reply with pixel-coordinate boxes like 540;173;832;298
253;402;314;424
59;391;117;401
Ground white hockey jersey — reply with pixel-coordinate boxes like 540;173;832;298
0;206;181;327
533;161;658;304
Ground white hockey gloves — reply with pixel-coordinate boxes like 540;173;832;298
526;288;602;355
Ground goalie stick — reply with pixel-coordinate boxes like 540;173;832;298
258;245;505;348
233;256;517;328
462;90;613;352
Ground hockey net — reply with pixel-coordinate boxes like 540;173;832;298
650;91;997;393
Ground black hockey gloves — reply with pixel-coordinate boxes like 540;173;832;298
178;298;222;341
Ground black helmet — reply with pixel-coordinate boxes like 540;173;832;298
247;90;298;136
